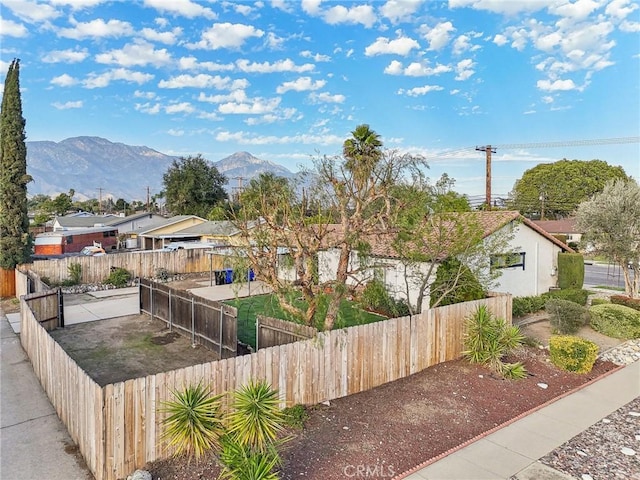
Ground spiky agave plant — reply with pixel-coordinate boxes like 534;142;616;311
160;382;225;460
218;437;280;480
226;380;286;452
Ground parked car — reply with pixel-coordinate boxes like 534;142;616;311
80;245;106;256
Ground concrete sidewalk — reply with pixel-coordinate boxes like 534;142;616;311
401;361;640;480
0;315;91;480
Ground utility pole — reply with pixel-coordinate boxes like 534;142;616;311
97;187;103;214
476;145;496;210
146;186;150;212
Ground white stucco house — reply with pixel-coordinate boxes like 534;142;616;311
316;211;573;312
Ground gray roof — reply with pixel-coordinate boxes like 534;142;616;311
54;214;119;228
176;220;242;236
138;215;206;235
103;212;164;226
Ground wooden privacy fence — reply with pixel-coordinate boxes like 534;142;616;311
20;295;104;479
23;289;64;330
256;315;318;349
22;249;226;284
20;289;510;480
15;268;51;297
139;278;238;359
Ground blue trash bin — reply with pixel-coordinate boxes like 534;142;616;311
248;269;255;281
224;268;233;284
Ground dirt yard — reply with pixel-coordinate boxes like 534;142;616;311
50;314;219;386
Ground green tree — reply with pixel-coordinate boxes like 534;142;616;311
46;189;75;216
232;125;427;330
576;179;640;298
163;154;228;217
114;197;129;213
508;159;628;219
0;59;32;269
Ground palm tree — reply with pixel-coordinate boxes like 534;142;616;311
342;124;383;181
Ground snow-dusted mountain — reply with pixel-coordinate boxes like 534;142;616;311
25;137;297;201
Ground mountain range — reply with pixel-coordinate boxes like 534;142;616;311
25;136;296;201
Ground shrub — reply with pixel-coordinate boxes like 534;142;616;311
360;279;409;317
610;295;640;312
430;258;485;307
549;335;599;374
105;267;131;287
557;253;585;290
589;304;640;340
463;305;526;379
512;296;546;318
545;298;590;334
282;404;308;429
160;383;225;460
590;298;611;306
67;263;82;285
542;288;589;306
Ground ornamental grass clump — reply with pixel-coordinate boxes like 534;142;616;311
549;335;599;374
463;305;527;379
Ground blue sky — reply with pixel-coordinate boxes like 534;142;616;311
1;0;639;199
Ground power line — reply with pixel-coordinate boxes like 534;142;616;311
495;137;640;150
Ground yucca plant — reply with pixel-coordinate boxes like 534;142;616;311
463;305;527;380
160;382;225;460
218;436;280;480
226;380;286;452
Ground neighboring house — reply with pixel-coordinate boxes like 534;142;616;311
169;220;251;247
532;218;582;245
51;213;119;231
317;211;573;312
137;215;207;250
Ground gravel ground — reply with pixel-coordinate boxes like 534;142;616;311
538;339;640;480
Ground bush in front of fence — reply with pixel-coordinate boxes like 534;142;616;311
161;379;288;480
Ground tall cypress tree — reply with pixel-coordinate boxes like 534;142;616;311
0;59;32;269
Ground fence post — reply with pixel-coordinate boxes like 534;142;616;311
169;290;173;332
150;282;154;322
191;297;195;346
57;287;65;328
255;316;259;351
219;306;223;358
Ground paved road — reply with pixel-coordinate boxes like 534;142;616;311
584;262;634;289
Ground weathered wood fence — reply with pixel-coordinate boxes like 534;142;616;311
256;315;318;349
20;284;510;480
22;249;225;284
139;278;238;359
15;268;51;297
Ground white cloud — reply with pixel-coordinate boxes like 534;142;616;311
300;51;331;62
49;0;107;7
158;74;244;89
50;73;79;86
215;129;344;145
276;77;326;93
188;23;264;50
198;90;249;103
493;34;508;46
178;56;235;71
398;85;444;96
83;68;154;88
265;32;286;49
422;21;455;51
134;90;156;99
380;0;423;24
218;97;281;114
542;95;554;103
236;58;314;73
452;34;480;55
42;48;89;63
386;61;452;77
1;19;28;37
135;102;161;114
95;40;172;67
549;0;600;20
448;0;552;15
58;18;134;39
271;0;293;12
165;102;195;114
322;4;377;28
143;0;217;19
167;129;185;136
455;58;475;81
605;0;638;19
2;0;60;22
244;107;301;125
365;35;420;56
537;78;577;91
51;100;83;109
140;27;182;45
308;91;345;103
620;20;640;32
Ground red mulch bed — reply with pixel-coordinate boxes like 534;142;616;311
145;346;618;479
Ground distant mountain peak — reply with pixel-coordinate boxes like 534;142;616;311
213;151;295;178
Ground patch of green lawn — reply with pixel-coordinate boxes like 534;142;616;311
226;293;387;349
